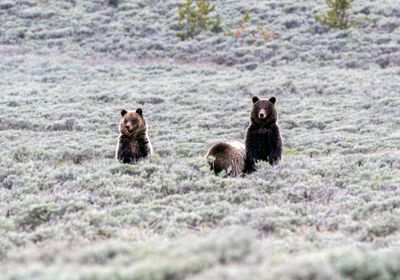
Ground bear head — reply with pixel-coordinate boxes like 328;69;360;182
250;96;277;126
119;108;146;136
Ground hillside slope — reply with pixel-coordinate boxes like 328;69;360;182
1;0;400;279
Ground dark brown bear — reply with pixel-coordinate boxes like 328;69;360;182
205;141;246;177
244;96;282;173
115;108;153;164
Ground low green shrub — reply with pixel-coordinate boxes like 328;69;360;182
176;0;223;40
315;0;354;29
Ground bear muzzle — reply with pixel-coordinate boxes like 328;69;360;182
121;123;134;134
258;109;267;119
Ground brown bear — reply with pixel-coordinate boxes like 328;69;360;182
244;96;282;173
205;141;246;177
115;108;153;164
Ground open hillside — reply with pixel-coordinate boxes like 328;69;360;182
0;0;400;279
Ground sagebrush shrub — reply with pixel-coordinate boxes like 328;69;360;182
18;203;60;230
315;0;354;29
224;11;278;41
177;0;223;40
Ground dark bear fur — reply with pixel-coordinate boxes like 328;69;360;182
115;108;153;164
244;96;282;173
206;141;246;177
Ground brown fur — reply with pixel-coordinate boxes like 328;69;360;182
206;141;245;177
116;109;152;164
119;110;146;137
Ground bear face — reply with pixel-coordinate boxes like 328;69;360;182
250;96;277;126
119;108;145;136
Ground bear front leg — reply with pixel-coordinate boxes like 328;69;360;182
244;157;256;174
244;138;259;174
118;147;135;164
269;146;282;165
269;128;282;165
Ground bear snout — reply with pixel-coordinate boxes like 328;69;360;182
122;122;133;133
258;109;267;119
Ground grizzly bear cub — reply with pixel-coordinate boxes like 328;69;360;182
206;141;246;177
115;108;153;164
244;96;282;173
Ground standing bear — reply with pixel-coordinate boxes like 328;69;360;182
115;108;153;164
244;96;282;173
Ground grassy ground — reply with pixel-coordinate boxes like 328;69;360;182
1;0;400;279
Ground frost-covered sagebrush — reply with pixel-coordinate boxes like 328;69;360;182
0;0;400;279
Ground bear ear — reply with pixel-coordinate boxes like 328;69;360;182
269;97;276;104
136;108;143;116
121;109;127;117
252;96;260;103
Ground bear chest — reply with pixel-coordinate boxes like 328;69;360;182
118;139;145;163
251;129;275;154
128;141;143;159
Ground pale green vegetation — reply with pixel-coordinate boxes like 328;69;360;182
1;0;400;279
177;0;223;40
315;0;355;29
